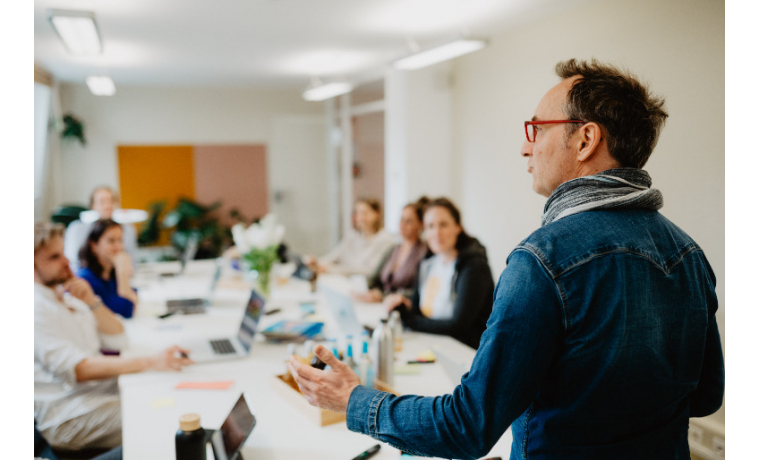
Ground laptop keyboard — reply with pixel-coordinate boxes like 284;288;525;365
210;339;236;355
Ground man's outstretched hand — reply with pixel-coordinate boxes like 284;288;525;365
287;344;361;414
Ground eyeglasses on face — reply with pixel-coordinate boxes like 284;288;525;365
524;120;585;142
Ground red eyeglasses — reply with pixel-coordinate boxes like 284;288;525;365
524;120;585;142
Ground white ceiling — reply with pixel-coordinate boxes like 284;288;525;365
34;0;586;90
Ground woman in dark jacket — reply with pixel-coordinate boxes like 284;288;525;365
385;198;494;349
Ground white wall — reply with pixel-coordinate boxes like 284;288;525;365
451;0;724;426
384;63;454;230
55;84;327;255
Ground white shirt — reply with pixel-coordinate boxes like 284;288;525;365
34;283;128;435
319;229;397;277
419;255;456;320
64;220;138;272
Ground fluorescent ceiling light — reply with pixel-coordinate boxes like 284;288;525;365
393;39;487;70
302;82;353;101
86;76;116;96
49;10;102;56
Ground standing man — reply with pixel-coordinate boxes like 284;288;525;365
288;59;724;459
35;222;192;451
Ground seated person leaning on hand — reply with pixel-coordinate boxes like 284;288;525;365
385;198;494;349
64;186;138;272
314;198;396;278
354;197;429;303
35;222;192;451
77;219;138;318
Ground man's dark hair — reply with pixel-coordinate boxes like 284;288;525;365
555;59;668;169
79;218;122;277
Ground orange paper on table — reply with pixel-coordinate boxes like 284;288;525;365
175;381;234;390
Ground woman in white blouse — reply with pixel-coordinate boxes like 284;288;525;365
314;198;396;278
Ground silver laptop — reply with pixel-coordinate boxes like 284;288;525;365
166;258;224;313
184;289;265;363
159;234;199;277
321;286;365;336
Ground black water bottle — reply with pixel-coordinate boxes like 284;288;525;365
175;413;206;460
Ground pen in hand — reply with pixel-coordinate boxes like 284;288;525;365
351;444;380;460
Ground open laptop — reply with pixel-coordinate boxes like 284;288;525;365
184;289;265;363
321;285;365;336
165;258;224;313
159;234;199;277
207;393;257;460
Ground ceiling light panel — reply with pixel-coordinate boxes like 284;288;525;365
393;39;487;70
86;76;116;96
49;10;102;56
302;82;353;101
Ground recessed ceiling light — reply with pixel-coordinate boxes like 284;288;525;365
86;76;116;96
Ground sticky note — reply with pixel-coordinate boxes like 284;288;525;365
415;350;437;361
175;381;234;390
150;397;176;409
394;363;422;375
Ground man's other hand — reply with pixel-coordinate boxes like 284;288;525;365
62;277;99;306
287;345;360;413
148;345;194;371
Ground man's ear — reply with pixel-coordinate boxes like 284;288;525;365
574;122;604;162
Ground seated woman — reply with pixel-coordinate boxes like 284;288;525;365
77;219;138;318
65;186;138;272
354;198;429;303
385;198;494;349
315;198;396;278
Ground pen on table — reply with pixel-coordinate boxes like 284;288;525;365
158;310;177;319
264;308;282;316
351;444;380;460
407;359;436;364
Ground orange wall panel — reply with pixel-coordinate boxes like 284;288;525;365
118;145;196;244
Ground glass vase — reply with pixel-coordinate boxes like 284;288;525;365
244;267;271;298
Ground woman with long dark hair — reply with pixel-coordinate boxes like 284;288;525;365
78;219;138;318
385;198;494;349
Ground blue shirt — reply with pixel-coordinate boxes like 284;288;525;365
77;267;135;319
346;209;724;459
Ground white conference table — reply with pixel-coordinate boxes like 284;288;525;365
119;260;512;459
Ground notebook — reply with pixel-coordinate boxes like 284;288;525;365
183;289;265;363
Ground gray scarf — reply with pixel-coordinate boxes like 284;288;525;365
541;168;663;226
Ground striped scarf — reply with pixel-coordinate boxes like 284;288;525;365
541;168;663;227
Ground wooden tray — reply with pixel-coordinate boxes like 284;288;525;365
271;373;397;427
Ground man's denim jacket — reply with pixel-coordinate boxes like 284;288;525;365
346;209;724;459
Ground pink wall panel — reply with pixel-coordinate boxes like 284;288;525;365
193;144;268;226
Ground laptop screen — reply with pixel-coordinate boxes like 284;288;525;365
236;290;265;352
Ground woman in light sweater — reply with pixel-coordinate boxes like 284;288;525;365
314;198;396;279
354;197;429;302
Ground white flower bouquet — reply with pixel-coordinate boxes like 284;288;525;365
231;214;285;296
